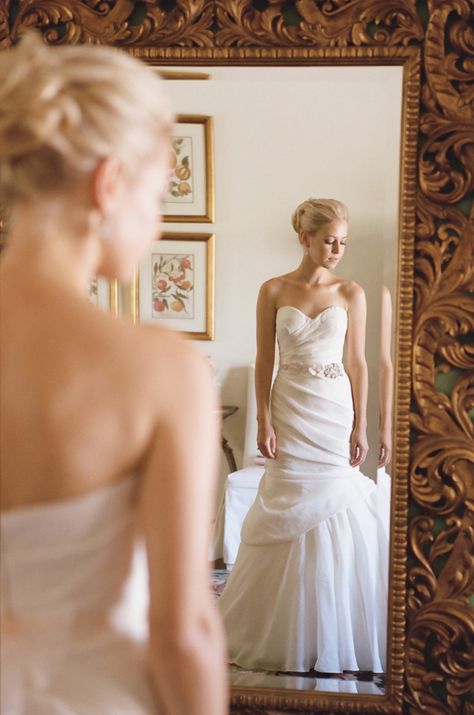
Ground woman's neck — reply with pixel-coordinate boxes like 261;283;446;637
293;259;331;287
4;201;102;293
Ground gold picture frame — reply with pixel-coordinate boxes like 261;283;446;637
87;278;119;316
131;232;215;340
163;115;215;223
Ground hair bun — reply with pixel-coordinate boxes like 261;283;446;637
0;32;173;203
291;198;348;236
291;205;305;233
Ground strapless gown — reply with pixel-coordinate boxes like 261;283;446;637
219;306;389;673
1;476;155;714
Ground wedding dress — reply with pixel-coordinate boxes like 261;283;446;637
0;475;154;714
219;305;389;674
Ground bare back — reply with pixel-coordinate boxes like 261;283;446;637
0;34;227;715
0;263;205;510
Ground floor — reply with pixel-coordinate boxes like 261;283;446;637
210;569;385;696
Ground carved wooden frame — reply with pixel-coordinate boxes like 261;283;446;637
1;2;472;714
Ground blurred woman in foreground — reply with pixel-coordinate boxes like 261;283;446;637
0;34;227;715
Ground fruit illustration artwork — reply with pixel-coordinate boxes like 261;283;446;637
177;182;191;195
153;299;166;312
175;165;191;180
167;136;194;201
170;301;185;313
151;252;194;319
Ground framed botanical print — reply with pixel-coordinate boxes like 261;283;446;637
163;115;215;223
133;232;215;340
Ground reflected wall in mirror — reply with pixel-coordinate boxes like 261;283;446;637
161;66;402;697
161;66;401;479
5;3;472;714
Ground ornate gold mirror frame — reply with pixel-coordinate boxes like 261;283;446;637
1;2;472;714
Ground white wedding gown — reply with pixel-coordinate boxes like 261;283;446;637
219;306;389;674
1;476;155;715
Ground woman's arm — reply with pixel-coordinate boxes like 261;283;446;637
378;285;393;467
344;283;369;467
138;339;227;715
255;280;278;459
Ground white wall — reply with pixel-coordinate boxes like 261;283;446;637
147;66;402;485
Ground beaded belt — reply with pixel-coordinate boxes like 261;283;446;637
279;362;344;379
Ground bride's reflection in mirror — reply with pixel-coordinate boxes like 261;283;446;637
158;64;402;698
375;285;393;555
219;198;389;679
378;285;394;471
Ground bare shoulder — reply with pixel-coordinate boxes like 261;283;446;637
96;313;214;414
338;279;366;306
258;274;294;305
132;321;211;388
259;275;285;298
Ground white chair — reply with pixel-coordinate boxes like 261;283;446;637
223;365;266;567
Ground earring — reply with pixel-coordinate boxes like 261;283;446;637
304;248;309;256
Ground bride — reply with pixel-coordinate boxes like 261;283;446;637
0;35;227;714
219;198;388;674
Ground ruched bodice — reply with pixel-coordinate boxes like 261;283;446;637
1;477;156;714
241;305;371;543
1;476;136;632
220;306;389;674
276;305;347;365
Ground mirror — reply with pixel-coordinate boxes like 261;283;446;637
157;65;404;696
4;3;471;711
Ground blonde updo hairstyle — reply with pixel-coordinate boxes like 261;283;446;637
0;33;174;205
291;198;348;239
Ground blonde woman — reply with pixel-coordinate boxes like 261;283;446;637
0;36;227;715
220;198;388;675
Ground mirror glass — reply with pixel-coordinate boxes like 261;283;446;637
160;65;403;696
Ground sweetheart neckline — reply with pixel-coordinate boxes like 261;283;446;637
276;305;347;322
